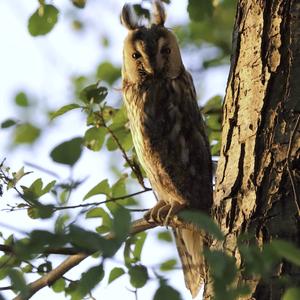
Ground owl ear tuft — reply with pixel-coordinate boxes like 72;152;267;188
151;0;166;26
121;4;139;30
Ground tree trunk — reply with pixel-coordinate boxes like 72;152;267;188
205;0;300;299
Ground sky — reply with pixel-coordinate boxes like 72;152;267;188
0;1;229;299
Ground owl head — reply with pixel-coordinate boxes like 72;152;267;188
121;0;184;84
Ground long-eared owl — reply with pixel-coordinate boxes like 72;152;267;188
121;1;213;297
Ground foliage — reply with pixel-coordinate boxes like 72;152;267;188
28;4;59;36
0;1;299;300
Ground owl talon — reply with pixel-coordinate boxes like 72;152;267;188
160;202;186;226
144;201;185;226
144;200;167;224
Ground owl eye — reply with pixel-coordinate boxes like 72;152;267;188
161;47;171;54
132;52;141;59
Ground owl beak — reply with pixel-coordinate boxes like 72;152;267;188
143;56;158;76
144;63;156;76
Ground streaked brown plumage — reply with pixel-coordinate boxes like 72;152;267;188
121;1;213;297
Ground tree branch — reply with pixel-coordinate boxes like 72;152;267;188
12;216;199;300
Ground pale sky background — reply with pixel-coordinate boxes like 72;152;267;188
0;1;229;299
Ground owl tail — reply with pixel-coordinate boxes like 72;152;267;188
173;228;205;298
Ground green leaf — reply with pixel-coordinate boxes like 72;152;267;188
128;265;148;288
283;288;300;300
160;259;177;271
41;180;56;195
83;179;110;200
110;106;128;130
179;210;224;241
204;250;236;284
83;127;106;151
101;36;109;48
15;92;30;107
22;179;43;201
14;123;40;144
124;239;135;267
28;5;59;36
55;214;70;234
9;167;28;188
111;177;127;198
8;269;28;297
0;255;21;281
106;129;132;152
111;206;131;242
80;83;108;104
30;230;67;248
50;137;83;166
203;95;222;114
86;207;107;219
132;232;147;262
52;278;66;293
108;267;125;284
106;107;132;151
95;226;110;234
206;114;222;131
69;226;102;251
211;141;221;156
157;231;173;242
27;205;54;219
77;265;104;297
72;0;86;8
72;20;84;31
0;255;20;271
86;208;112;230
271;240;300;266
65;281;79;296
96;62;121;85
1;119;17;128
51;104;81;120
21;265;33;273
106;136;118;151
13;231;65;259
154;284;182;300
5;234;15;246
37;261;52;273
188;0;213;21
101;106;117;121
69;226;119;257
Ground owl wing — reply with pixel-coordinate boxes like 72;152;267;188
143;70;213;211
140;71;212;297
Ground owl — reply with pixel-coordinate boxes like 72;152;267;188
121;1;213;297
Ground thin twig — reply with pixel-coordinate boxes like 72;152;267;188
0;245;12;253
287;114;300;216
0;245;89;256
24;161;60;179
1;188;152;213
52;188;151;211
97;109;146;189
0;286;13;291
125;208;149;212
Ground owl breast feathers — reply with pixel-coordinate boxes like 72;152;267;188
121;1;213;297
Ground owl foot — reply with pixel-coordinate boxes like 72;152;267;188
144;200;167;224
144;201;185;226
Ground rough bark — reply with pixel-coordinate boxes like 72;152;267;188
204;0;300;299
